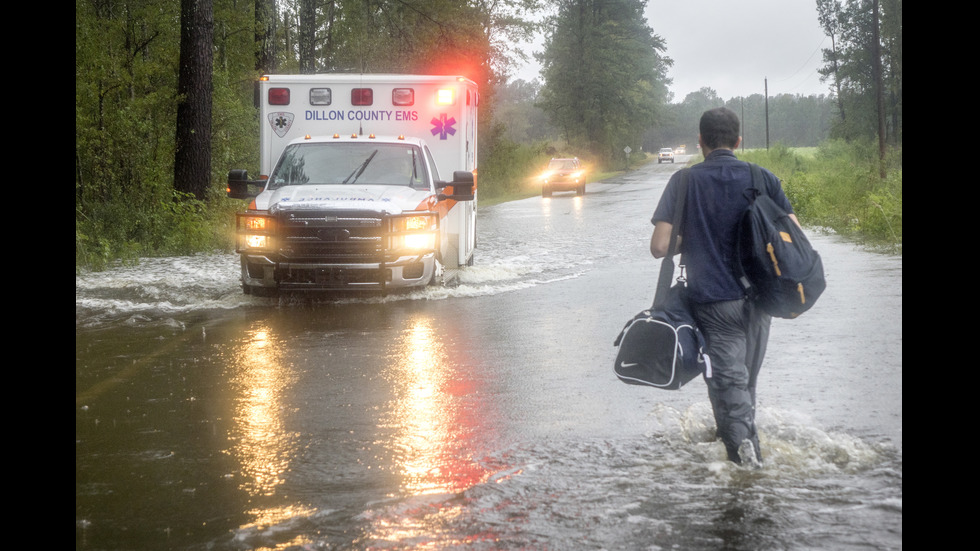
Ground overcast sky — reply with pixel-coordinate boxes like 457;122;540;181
512;0;831;103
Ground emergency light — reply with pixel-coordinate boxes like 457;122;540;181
392;88;414;106
436;88;455;105
268;87;290;105
351;88;373;106
310;88;332;105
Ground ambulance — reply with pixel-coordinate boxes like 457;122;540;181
227;74;479;296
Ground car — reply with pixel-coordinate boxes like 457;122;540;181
540;157;586;197
658;148;674;163
674;145;686;155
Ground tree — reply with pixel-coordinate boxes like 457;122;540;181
871;0;886;176
493;79;557;143
255;0;278;73
537;0;671;165
174;0;215;200
816;0;846;125
298;0;317;73
816;0;901;146
76;0;181;206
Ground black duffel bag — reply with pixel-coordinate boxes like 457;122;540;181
613;282;709;389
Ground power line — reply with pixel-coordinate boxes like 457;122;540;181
771;36;827;95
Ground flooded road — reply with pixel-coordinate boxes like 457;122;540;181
76;158;902;550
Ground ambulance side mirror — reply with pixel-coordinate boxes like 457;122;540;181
437;171;475;202
226;169;265;200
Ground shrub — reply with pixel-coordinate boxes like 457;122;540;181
740;140;901;249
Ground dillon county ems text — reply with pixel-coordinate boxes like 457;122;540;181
306;110;419;122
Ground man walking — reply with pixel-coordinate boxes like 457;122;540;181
649;107;799;466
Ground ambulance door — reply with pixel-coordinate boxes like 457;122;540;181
459;87;478;265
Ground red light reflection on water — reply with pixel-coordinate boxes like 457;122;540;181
385;316;491;495
363;314;508;546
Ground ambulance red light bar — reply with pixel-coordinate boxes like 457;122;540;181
351;88;373;106
268;87;290;105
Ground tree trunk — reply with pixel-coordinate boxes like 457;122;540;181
255;0;277;74
872;0;886;178
299;0;316;74
830;35;845;125
174;0;214;200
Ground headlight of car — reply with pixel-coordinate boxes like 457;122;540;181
388;213;438;252
236;213;276;252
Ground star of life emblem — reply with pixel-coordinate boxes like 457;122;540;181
268;112;294;138
430;114;456;140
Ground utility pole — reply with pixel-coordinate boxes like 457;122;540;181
764;78;770;151
740;97;745;152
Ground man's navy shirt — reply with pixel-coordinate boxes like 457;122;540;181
652;149;794;304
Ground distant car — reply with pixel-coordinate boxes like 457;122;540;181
674;146;686;155
658;148;674;164
541;158;585;197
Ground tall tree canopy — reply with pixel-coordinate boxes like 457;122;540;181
536;0;671;164
816;0;901;144
265;0;540;89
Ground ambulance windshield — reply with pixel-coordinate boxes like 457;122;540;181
269;143;428;189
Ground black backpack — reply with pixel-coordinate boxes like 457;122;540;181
734;164;826;319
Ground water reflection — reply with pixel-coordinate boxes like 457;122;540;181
358;313;496;545
540;193;585;218
230;324;306;528
385;315;489;496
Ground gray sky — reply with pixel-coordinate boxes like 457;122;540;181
512;0;830;103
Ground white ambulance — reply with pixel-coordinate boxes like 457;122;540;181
227;74;479;296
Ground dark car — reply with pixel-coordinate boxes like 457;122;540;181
541;158;585;197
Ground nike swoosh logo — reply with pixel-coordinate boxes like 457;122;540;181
619;362;639;368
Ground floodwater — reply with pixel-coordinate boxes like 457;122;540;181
76;158;902;550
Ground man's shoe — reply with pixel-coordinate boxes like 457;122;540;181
737;439;762;469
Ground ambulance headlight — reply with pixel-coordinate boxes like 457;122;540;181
236;214;276;252
244;234;271;248
388;213;438;252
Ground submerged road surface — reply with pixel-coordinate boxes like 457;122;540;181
76;157;902;550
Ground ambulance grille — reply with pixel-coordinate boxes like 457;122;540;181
277;210;384;262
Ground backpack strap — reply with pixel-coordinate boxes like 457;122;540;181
734;163;764;296
653;169;689;309
748;162;765;195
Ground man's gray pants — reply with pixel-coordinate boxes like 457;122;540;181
692;299;771;463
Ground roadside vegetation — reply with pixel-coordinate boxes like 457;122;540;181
738;141;901;252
